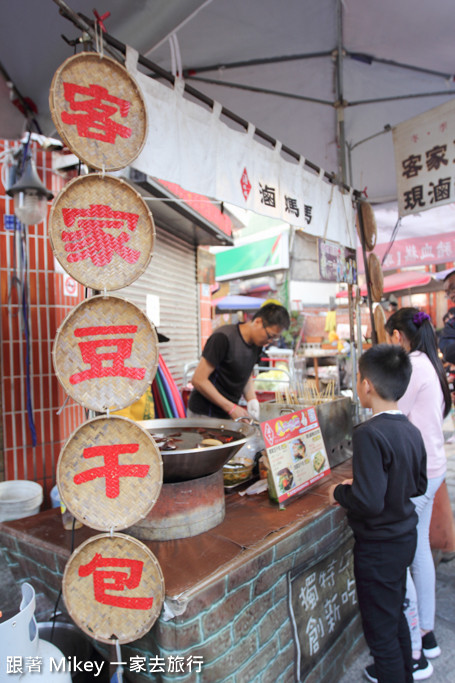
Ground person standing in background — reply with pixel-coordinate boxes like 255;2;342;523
384;308;451;679
329;344;427;683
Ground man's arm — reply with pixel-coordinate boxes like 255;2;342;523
191;357;248;419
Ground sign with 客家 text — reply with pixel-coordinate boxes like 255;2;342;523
393;99;455;217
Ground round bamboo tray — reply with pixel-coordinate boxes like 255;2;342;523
374;303;388;343
52;295;158;412
62;533;165;644
49;173;155;291
356;201;377;252
368;252;383;302
57;416;163;531
49;52;147;171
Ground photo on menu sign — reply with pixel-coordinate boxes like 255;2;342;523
260;407;330;503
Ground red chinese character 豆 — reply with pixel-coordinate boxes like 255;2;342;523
61;82;132;144
73;443;149;498
61;204;140;267
79;553;154;609
69;325;146;385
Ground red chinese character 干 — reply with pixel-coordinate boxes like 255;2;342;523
73;443;149;498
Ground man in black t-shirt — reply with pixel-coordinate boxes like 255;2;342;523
188;303;290;421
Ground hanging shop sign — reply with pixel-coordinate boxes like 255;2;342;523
393;99;455;217
57;416;162;531
318;239;357;284
357;229;455;272
260;407;331;504
49;173;155;291
126;50;355;248
63;533;165;644
49;52;147;171
216;231;289;281
52;295;159;412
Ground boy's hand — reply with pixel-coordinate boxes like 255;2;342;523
328;484;339;506
341;478;353;486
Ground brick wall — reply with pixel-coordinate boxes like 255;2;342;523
0;140;85;500
0;504;363;683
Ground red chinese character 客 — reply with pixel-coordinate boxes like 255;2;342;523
61;204;140;266
73;443;149;498
61;82;132;143
69;325;146;385
79;553;154;609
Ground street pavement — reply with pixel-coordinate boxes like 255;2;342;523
339;426;455;683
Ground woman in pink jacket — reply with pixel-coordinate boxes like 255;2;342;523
384;308;451;680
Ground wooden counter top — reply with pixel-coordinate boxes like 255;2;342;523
0;461;352;604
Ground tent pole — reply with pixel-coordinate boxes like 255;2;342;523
335;0;347;185
335;0;359;407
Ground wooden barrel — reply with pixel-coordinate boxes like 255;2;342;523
127;469;225;540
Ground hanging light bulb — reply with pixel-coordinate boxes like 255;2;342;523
7;154;54;225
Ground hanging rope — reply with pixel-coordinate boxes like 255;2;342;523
381;215;402;266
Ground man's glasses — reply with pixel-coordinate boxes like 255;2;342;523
263;321;280;342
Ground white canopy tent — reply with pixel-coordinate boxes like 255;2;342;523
1;0;455;246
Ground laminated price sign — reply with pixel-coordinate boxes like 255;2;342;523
260;407;330;503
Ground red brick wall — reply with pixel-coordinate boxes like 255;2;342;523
0;140;85;501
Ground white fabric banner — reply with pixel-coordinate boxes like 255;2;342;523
129;55;356;248
393;99;455;217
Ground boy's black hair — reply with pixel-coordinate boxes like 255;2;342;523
358;344;412;401
252;303;290;329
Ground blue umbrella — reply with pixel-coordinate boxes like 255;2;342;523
211;294;266;311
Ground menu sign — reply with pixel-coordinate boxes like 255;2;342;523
260;407;331;503
318;238;357;284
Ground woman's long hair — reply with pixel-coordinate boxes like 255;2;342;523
384;307;451;417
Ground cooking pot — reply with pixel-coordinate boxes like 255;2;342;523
137;418;256;482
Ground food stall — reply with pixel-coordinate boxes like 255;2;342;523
0;21;367;683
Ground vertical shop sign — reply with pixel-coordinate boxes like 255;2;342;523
393;99;455;217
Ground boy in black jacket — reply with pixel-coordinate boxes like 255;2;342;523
328;345;427;683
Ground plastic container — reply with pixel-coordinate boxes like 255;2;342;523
50;484;82;530
50;484;60;508
0;480;43;522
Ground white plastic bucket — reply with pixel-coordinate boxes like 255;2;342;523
0;480;43;522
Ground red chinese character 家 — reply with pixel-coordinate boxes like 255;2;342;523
61;82;132;143
73;443;149;498
69;325;146;385
61;204;140;267
79;553;154;609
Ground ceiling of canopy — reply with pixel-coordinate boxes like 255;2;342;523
1;0;455;243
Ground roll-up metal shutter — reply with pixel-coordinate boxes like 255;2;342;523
119;224;199;388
